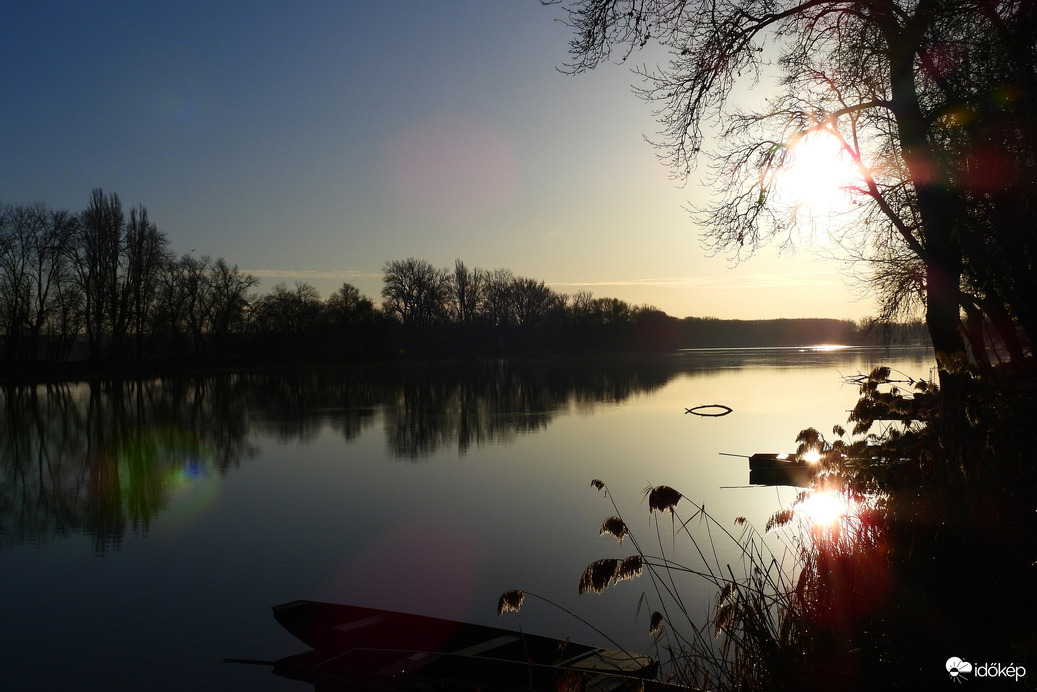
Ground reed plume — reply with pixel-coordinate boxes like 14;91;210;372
616;555;643;582
649;611;664;636
578;555;643;595
599;516;629;543
646;484;682;513
766;509;795;532
578;559;619;595
496;589;524;616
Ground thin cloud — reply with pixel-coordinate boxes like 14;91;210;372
244;269;843;291
549;271;844;291
243;269;382;281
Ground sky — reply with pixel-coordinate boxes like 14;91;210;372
1;1;878;320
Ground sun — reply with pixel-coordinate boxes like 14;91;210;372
800;449;823;464
799;490;846;527
774;131;860;215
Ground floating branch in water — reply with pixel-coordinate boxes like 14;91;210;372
685;404;733;416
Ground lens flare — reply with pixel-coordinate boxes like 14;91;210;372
384;114;518;228
160;453;221;531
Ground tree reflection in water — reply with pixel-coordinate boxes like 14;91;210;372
1;379;255;553
0;356;684;550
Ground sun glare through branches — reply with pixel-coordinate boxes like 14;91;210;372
774;131;861;217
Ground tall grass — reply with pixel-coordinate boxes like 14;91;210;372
501;365;1037;690
503;476;842;690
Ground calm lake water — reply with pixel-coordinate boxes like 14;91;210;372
0;347;933;690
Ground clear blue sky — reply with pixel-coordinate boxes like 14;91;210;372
1;0;875;320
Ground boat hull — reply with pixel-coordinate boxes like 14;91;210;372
271;600;662;691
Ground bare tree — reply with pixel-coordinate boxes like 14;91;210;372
123;205;171;358
73;188;124;358
482;268;516;328
67;190;173;359
380;258;450;328
208;258;258;343
251;282;324;335
0;203;80;361
326;282;375;328
158;253;210;353
552;0;1037;394
511;276;561;328
0;202;33;360
568;290;595;324
449;259;485;325
157;254;256;355
590;297;631;325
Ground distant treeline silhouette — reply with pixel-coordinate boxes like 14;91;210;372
1;191;926;372
675;317;928;349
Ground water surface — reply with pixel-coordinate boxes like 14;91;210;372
0;348;933;690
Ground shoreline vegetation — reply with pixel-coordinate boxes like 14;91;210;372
501;360;1036;691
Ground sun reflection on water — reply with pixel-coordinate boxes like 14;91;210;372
808;344;851;352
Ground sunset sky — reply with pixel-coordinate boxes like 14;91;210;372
1;1;877;320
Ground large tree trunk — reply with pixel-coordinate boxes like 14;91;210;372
923;220;970;454
920;209;966;373
884;13;971;460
